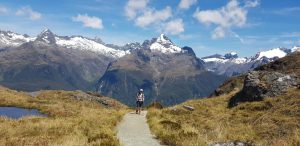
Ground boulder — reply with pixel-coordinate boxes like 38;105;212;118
229;71;299;106
243;71;298;100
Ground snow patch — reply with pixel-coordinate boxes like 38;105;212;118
56;36;129;58
230;52;237;55
291;46;300;52
231;58;247;64
150;34;183;54
0;31;34;47
202;57;227;63
255;48;287;60
202;57;247;64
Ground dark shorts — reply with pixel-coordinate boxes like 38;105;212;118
136;101;144;107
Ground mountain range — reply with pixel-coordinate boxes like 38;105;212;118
202;47;300;76
0;29;127;91
0;28;299;106
97;34;226;106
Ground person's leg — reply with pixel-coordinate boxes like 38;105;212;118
138;107;141;114
136;101;139;114
138;101;143;114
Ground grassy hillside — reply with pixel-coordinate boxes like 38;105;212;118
211;52;300;98
0;86;127;146
147;53;300;146
147;88;300;146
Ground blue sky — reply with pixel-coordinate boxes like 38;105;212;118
0;0;299;57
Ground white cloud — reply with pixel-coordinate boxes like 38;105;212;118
162;19;184;35
124;0;185;35
135;6;172;27
0;6;8;13
179;0;197;10
245;0;260;8
193;0;259;39
273;7;300;15
72;14;103;29
16;6;42;20
212;27;226;39
125;0;149;19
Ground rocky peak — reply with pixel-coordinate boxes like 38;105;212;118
123;42;142;50
149;34;183;54
224;52;238;59
182;46;196;56
92;37;105;44
155;34;173;45
35;29;56;44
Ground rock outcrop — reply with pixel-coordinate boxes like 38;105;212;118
229;71;299;107
242;71;298;100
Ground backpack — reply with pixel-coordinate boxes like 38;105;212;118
137;93;144;101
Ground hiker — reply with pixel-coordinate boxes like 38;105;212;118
136;89;145;114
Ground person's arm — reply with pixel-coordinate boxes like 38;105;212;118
142;94;145;101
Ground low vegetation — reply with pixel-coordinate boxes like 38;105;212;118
147;88;300;146
0;86;127;146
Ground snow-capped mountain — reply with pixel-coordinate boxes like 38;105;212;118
0;30;35;48
0;29;127;91
97;34;225;106
202;52;248;64
35;29;56;44
0;29;129;58
0;29;188;59
202;47;298;76
291;46;300;52
149;34;184;54
250;48;290;61
55;35;129;58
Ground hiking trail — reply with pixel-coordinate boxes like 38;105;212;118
117;111;163;146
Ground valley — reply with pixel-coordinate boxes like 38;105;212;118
1;0;300;146
1;29;297;106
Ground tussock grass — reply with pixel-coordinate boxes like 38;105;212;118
147;88;300;146
0;86;127;146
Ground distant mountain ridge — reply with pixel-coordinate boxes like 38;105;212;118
0;29;129;91
0;29;129;58
202;47;300;76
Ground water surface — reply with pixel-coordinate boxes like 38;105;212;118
0;107;47;119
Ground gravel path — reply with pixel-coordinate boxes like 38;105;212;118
117;111;163;146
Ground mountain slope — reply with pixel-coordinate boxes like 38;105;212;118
97;35;226;106
0;29;127;91
147;52;300;146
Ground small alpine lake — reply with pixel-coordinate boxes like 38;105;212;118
0;107;47;119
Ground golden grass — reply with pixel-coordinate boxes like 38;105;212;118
0;86;127;146
147;88;300;146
